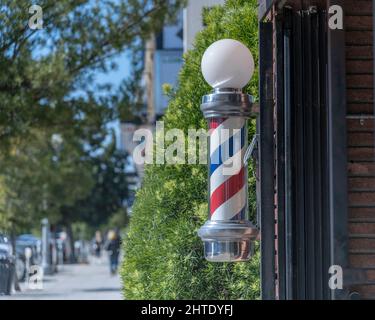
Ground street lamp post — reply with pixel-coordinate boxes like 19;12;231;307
41;218;51;274
198;39;259;262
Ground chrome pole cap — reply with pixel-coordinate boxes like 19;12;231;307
201;88;254;119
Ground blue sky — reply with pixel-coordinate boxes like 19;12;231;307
94;51;132;149
95;51;132;88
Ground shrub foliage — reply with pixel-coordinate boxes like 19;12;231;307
121;0;260;299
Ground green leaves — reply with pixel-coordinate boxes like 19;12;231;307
63;141;129;227
0;0;185;143
0;129;94;232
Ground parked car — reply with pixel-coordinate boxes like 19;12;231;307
15;234;41;281
0;234;14;295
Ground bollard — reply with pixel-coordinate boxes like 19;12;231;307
24;247;32;285
198;39;259;262
41;218;51;274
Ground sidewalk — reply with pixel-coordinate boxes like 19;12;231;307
0;259;122;300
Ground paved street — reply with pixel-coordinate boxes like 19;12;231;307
0;259;122;300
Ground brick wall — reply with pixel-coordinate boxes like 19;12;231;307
345;0;375;299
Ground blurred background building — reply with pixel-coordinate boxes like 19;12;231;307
183;0;225;52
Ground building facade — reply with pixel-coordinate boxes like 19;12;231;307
257;0;375;300
183;0;225;52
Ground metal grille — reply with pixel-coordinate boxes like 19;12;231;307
272;7;332;299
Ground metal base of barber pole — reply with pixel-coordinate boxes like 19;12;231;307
197;39;259;262
199;220;258;262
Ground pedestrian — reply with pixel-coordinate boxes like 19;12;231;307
92;231;102;263
105;230;121;275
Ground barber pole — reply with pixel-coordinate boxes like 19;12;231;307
198;39;258;262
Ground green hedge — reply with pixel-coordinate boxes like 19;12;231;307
121;0;260;300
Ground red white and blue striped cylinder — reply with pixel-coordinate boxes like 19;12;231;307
197;87;258;262
208;117;248;222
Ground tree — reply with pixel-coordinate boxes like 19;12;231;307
0;129;93;233
0;0;186;146
0;0;185;233
61;135;129;229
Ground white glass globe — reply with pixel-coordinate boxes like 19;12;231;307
201;39;254;89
